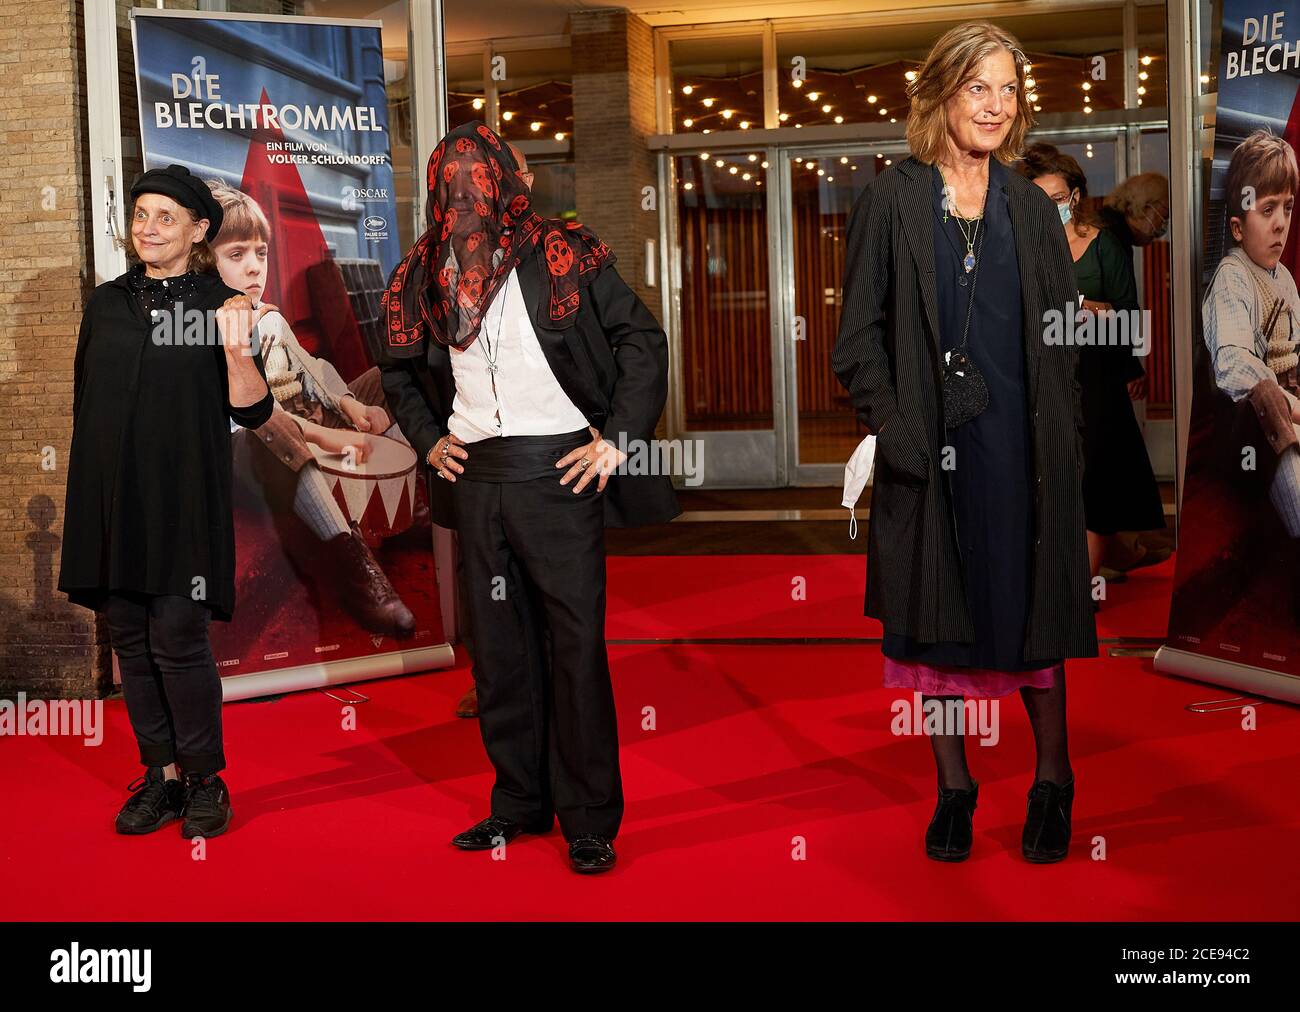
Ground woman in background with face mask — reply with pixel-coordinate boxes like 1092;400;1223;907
1017;144;1165;583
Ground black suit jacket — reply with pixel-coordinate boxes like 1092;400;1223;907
379;256;680;529
831;155;1098;662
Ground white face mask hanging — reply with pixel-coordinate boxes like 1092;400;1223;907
841;434;878;540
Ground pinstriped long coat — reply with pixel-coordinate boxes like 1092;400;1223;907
832;155;1098;662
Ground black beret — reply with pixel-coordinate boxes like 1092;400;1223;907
130;164;224;243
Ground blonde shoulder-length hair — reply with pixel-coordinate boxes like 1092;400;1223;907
905;21;1036;166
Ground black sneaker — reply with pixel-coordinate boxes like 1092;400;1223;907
180;773;233;839
115;767;184;835
1022;776;1075;863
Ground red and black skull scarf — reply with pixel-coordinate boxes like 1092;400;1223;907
382;120;614;355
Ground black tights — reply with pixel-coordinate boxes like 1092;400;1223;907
925;666;1072;789
104;593;225;776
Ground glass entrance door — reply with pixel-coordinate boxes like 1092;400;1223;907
671;148;781;486
777;142;908;484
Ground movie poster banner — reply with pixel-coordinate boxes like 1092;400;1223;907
1157;0;1300;702
130;8;452;700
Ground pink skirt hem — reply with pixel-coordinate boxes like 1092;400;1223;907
883;656;1061;699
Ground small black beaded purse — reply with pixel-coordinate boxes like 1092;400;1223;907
941;229;989;429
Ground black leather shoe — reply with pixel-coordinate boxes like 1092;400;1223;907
451;814;551;850
1022;776;1075;863
568;834;616;874
924;781;979;862
115;767;184;835
180;773;233;839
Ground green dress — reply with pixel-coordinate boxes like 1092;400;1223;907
1071;228;1165;534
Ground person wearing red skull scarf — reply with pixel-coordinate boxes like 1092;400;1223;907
379;122;678;874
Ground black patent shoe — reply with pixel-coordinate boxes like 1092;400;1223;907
115;767;185;835
924;781;979;862
568;834;616;874
180;773;233;839
451;814;551;850
1022;776;1075;863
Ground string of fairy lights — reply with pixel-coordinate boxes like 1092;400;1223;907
676;51;1160;192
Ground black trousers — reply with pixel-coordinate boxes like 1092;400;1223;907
103;592;225;775
452;429;623;840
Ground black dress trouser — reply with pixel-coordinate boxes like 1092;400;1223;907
103;592;225;775
452;429;623;841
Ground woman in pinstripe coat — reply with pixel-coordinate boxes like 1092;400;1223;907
832;22;1097;864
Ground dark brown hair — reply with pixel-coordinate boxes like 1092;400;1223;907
1222;129;1298;232
1015;141;1095;236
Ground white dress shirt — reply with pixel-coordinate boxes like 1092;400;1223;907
446;267;590;443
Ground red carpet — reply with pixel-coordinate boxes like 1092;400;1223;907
4;552;1296;921
605;554;1175;641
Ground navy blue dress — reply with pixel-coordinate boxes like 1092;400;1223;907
882;159;1055;673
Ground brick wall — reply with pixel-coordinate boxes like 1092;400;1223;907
0;0;105;698
571;9;660;323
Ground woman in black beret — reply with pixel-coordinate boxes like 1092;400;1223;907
59;164;274;840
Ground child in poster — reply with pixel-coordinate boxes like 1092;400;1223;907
207;179;418;638
1201;128;1300;618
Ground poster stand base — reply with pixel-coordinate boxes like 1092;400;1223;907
1153;645;1300;705
220;643;456;703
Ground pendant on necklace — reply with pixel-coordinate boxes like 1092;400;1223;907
963;252;975;273
486;362;499;374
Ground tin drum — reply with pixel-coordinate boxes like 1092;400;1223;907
308;434;418;546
